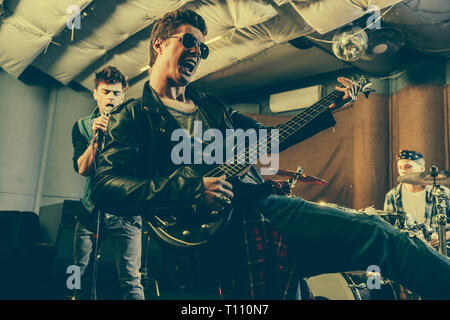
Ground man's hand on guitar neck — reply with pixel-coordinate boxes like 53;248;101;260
328;77;358;109
203;175;234;210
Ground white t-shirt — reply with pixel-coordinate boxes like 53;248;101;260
401;185;426;225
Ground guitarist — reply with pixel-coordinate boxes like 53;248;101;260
92;9;450;299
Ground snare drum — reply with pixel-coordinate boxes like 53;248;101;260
306;271;401;300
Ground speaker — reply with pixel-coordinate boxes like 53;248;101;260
0;211;57;299
39;200;83;246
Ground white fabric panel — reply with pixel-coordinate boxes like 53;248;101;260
237;12;312;44
191;0;278;38
129;0;194;18
194;33;272;80
0;0;92;77
78;41;149;90
0;0;447;92
76;0;279;87
8;0;92;34
290;0;403;34
272;0;295;6
33;0;192;84
194;6;312;80
0;19;52;77
77;0;300;90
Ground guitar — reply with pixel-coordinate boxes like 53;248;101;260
144;76;374;248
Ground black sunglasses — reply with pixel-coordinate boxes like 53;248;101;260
168;33;209;60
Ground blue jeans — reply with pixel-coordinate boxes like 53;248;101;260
256;195;450;299
73;215;144;300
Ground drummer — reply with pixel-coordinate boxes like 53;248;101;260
383;150;450;250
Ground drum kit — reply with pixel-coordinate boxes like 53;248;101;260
398;166;449;257
271;165;450;300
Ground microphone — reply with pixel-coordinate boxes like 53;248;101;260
94;105;113;142
103;105;113;117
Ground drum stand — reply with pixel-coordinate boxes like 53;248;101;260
286;165;303;196
427;166;448;256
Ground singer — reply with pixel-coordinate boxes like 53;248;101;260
71;66;144;300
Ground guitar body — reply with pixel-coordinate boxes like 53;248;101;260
145;204;234;248
143;163;244;248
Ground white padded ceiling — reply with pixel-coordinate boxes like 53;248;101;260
291;0;402;34
0;0;447;97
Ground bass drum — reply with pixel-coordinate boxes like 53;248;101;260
306;271;403;300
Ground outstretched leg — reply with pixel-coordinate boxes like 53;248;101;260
257;195;450;299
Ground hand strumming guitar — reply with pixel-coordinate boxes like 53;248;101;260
202;175;234;210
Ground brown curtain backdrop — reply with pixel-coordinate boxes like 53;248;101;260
250;107;355;209
390;85;448;188
353;94;389;210
247;84;450;212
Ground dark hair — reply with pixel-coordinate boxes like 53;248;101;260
94;66;128;90
149;9;207;67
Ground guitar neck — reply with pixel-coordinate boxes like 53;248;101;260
206;89;345;178
276;89;344;145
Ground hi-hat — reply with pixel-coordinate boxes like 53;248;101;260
266;168;328;185
363;209;407;220
398;170;450;185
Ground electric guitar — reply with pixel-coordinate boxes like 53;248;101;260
144;76;374;248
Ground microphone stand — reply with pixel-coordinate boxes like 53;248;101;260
90;208;103;300
90;131;104;300
87;107;112;300
428;166;448;256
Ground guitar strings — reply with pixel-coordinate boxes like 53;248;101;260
207;90;343;177
208;106;326;177
205;90;344;178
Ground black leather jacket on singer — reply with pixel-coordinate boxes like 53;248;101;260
91;81;336;217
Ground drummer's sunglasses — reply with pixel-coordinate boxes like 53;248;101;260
168;33;209;60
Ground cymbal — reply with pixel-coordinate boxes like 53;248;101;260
397;170;450;185
362;208;407;220
267;168;328;185
368;211;407;219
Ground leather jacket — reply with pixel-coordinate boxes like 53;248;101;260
92;81;336;217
